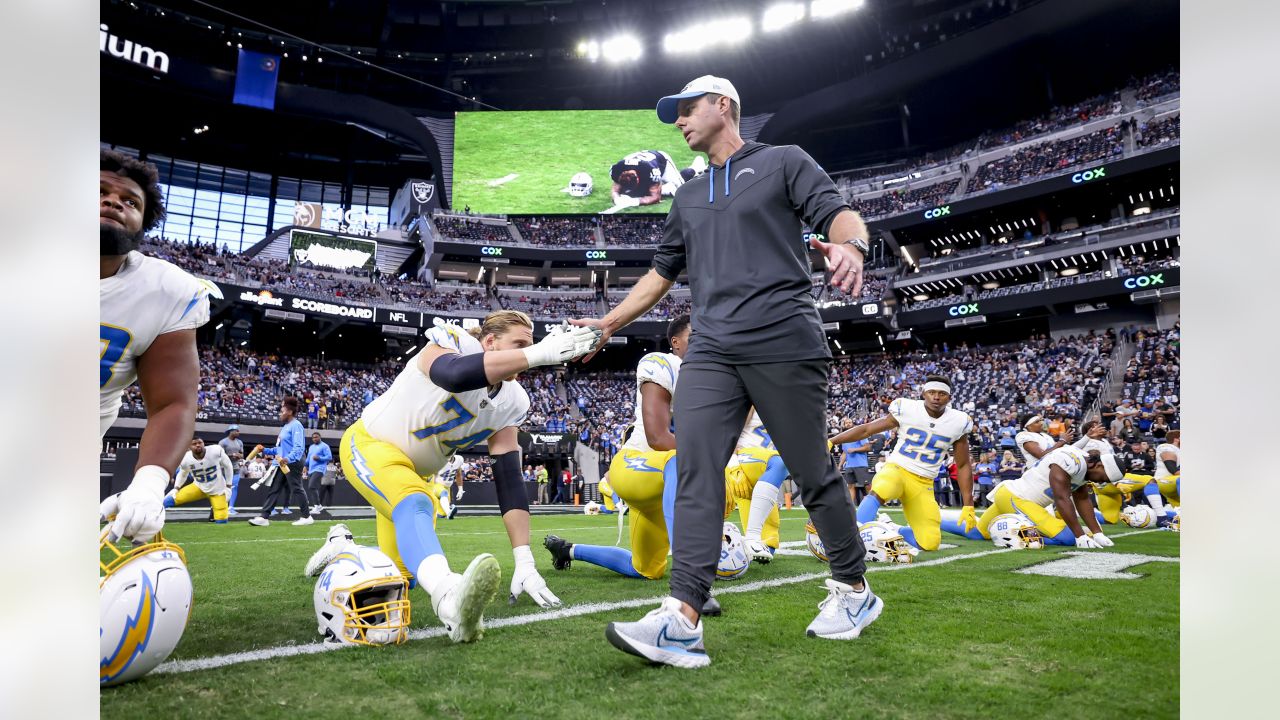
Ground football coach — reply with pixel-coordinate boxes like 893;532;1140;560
572;75;884;668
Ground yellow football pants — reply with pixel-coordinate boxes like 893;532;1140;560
339;420;445;576
724;446;781;549
977;484;1067;540
870;463;942;551
171;482;229;521
1158;475;1180;506
608;447;676;579
1094;473;1156;524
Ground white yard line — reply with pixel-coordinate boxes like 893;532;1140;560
155;529;1165;675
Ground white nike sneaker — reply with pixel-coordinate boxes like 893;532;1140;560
432;554;502;643
805;579;883;640
248;517;269;527
292;516;315;526
606;597;710;668
304;523;355;576
745;538;774;564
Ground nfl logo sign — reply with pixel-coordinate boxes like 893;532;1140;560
412;181;434;204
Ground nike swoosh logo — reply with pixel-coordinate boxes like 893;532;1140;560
734;167;756;181
657;625;698;648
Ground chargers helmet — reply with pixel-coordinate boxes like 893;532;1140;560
568;172;593;197
988;513;1044;549
805;520;829;563
716;522;750;580
584;501;602;515
314;545;411;646
100;531;193;687
1167;508;1180;533
1121;505;1158;528
859;521;914;563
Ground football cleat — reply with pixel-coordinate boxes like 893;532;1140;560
543;534;574;570
432;554;502;644
805;579;883;640
606;597;710;669
701;596;723;617
744;538;774;564
305;523;355;577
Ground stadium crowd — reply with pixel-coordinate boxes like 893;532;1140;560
966;123;1126;194
513;217;600;247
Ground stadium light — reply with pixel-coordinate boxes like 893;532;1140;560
577;40;600;62
601;35;643;63
810;0;865;20
663;16;753;54
762;3;806;32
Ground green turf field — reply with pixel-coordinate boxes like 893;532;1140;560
102;509;1179;719
453;110;698;215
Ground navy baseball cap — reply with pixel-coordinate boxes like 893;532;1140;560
656;75;740;124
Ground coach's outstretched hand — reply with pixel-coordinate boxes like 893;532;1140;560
568;318;612;363
808;235;865;297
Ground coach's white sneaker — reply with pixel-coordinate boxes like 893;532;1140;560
606;597;710;668
304;523;355;576
432;554;501;643
292;516;315;526
248;516;269;527
805;579;883;640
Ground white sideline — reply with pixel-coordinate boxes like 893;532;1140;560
155;528;1164;675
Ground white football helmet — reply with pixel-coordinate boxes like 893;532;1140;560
584;501;602;515
988;513;1044;549
859;521;914;563
805;520;829;562
1121;505;1157;529
716;522;750;580
568;172;593;197
1167;509;1180;533
100;532;193;687
314;545;411;646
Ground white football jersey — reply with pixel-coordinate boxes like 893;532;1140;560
621;352;681;453
886;398;973;478
1004;446;1090;505
1076;436;1113;455
361;324;530;477
176;444;233;494
100;252;219;438
1154;442;1180;479
1015;430;1056;465
736;410;775;452
438;453;465;483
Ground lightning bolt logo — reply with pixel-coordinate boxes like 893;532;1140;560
100;572;157;684
624;454;661;473
349;435;388;502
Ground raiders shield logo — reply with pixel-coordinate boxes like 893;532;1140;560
412;181;434;204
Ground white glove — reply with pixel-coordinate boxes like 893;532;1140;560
1075;533;1102;549
1091;531;1114;547
509;546;561;608
103;465;170;544
521;324;602;368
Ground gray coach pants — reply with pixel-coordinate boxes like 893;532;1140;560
669;359;867;612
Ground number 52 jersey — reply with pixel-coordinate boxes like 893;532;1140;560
100;251;220;438
886;398;973;479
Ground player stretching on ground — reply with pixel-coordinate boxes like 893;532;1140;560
726;409;789;562
165;437;234;524
99;149;219;544
609;150;686;208
330;311;598;642
942;446;1125;547
544;317;721;614
830;376;976;551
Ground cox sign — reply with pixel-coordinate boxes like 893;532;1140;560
948;303;980;316
1123;273;1165;289
923;205;951;220
585;250;608;260
1071;167;1106;184
481;246;505;256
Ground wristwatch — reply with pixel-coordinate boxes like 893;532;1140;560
843;236;870;257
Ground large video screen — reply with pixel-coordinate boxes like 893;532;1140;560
289;229;378;272
452;110;701;215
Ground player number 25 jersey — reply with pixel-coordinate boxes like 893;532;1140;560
886;398;973;478
1004;445;1089;505
177;444;233;494
622;352;681;453
360;324;530;477
100;252;219;438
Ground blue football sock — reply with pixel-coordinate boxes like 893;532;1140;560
855;494;881;525
760;456;788;488
662;455;679;542
390;494;445;576
163;496;176;508
1045;528;1077;546
898;525;921;549
572;544;643;578
1095;510;1111;525
940;517;985;541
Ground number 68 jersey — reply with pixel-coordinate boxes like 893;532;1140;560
360;324;530;477
886;398;973;479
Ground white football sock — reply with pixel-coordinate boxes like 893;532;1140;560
1144;492;1165;516
416;554;453;599
745;482;780;541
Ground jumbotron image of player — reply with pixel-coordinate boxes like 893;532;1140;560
609;150;687;207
